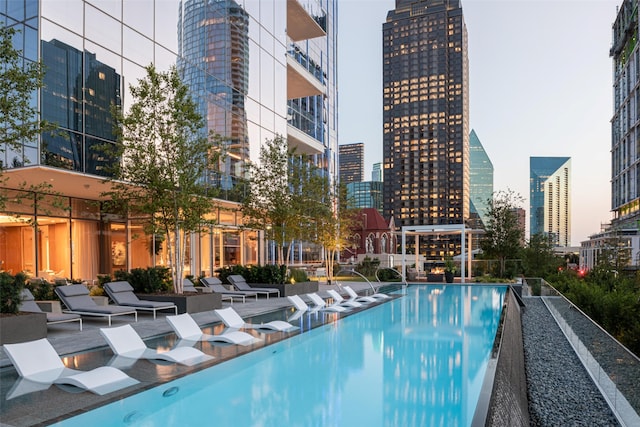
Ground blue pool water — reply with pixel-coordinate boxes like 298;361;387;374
55;284;506;427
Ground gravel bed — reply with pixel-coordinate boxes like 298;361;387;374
522;297;620;426
544;296;640;414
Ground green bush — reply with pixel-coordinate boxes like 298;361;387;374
288;268;308;283
25;277;54;300
114;267;172;293
0;272;28;314
376;267;402;282
355;257;380;278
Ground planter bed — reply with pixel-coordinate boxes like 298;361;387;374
139;292;221;314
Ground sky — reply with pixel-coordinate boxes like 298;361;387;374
337;0;620;246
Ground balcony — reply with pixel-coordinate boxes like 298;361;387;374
287;0;326;42
286;53;324;100
287;123;323;155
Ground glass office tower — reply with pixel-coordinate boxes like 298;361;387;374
0;0;337;281
469;129;493;229
382;0;469;258
530;156;571;247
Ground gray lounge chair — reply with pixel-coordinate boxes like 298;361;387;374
55;284;138;326
199;277;258;303
227;274;280;299
19;289;83;330
103;281;178;319
182;278;212;293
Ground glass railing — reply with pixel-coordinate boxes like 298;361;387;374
537;280;640;425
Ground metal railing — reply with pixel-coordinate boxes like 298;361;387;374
335;268;406;296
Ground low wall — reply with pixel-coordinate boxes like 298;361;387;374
476;288;530;427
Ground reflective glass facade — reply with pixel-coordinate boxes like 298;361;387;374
469;129;493;229
0;0;337;280
611;0;640;226
382;0;469;258
347;181;383;214
530;157;571;247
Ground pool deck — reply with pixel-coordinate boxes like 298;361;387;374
0;282;390;426
0;282;627;427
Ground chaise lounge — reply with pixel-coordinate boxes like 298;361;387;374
306;292;348;312
19;289;83;330
215;306;297;332
100;324;214;367
167;313;260;346
200;277;258;303
327;289;363;308
3;338;138;398
343;286;379;304
56;284;138;326
103;281;178;319
227;275;280;299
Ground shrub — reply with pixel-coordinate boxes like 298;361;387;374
25;277;54;300
0;272;28;314
355;257;380;278
288;268;308;283
114;267;172;293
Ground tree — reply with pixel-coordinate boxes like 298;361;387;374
480;189;524;278
101;64;223;293
521;232;562;277
0;26;56;206
242;136;310;266
314;182;358;284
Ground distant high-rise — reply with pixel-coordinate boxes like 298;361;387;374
469;130;493;229
372;162;383;182
347;181;384;214
530;157;571;247
339;143;365;184
611;0;640;230
382;0;469;258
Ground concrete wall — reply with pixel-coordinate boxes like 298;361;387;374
484;289;530;426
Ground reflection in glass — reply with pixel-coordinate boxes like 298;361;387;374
178;0;250;198
41;130;82;171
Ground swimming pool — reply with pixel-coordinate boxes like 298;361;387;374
53;284;506;427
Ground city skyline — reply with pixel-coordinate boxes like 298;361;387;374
338;0;618;246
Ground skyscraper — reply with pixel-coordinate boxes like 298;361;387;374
372;162;383;182
382;0;469;257
530;157;572;247
469;129;493;229
611;0;640;229
339;142;364;184
346;181;384;214
0;0;338;279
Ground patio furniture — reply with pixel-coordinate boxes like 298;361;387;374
3;338;138;398
227;275;280;299
342;286;378;303
100;324;214;367
215;307;297;332
55;284;138;326
183;278;213;293
103;281;178;319
19;289;83;330
327;289;363;308
166;313;260;346
200;277;258;303
306;292;348;312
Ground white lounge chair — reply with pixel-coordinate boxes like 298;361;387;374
100;324;214;367
343;286;378;303
19;289;83;330
306;292;348;312
200;277;258;303
55;284;138;326
227;275;280;299
287;294;324;321
104;281;178;319
215;307;297;332
3;338;138;398
166;313;260;346
327;289;363;308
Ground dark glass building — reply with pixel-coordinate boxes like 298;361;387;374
382;0;469;258
339;142;364;184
